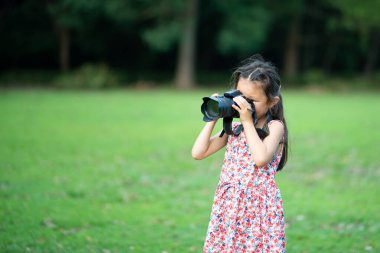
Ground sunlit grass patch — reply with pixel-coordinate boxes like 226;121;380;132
0;89;379;252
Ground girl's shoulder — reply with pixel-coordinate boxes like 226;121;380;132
267;119;284;128
267;120;285;142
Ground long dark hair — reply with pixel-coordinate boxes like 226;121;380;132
230;54;288;171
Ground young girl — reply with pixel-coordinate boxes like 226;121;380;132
192;55;288;253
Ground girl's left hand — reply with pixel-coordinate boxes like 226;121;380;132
232;96;253;123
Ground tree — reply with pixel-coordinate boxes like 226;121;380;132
139;0;198;89
270;0;305;78
327;0;380;76
46;0;104;72
174;0;198;89
104;0;198;89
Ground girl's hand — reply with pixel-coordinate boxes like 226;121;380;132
232;96;253;123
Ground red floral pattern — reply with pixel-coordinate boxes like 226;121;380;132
203;121;286;253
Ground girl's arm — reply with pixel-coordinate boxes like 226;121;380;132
241;120;284;167
232;96;284;167
191;120;228;160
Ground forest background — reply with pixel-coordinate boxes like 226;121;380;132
1;0;380;89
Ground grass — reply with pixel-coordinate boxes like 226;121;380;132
0;88;379;253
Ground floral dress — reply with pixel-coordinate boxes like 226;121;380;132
203;121;286;253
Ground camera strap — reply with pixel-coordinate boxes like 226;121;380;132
219;117;243;137
219;112;271;139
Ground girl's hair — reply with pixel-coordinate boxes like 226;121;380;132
230;54;288;171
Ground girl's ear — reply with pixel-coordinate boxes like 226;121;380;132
269;96;280;108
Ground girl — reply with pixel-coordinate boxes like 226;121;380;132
192;55;288;253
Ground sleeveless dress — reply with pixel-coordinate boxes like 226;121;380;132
203;121;286;253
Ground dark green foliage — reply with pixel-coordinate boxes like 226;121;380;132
215;0;272;55
0;0;380;83
54;64;119;89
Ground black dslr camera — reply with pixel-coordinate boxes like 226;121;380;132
201;90;258;136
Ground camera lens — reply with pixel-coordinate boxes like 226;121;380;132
206;100;219;118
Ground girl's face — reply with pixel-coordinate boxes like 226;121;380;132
236;77;276;124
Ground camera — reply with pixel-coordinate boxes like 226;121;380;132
200;90;258;136
201;90;257;122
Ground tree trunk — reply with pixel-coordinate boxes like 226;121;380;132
364;31;380;77
175;0;198;89
57;26;70;72
283;16;300;78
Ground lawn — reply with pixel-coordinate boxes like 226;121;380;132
0;88;379;253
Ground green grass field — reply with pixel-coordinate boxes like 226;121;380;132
1;89;379;253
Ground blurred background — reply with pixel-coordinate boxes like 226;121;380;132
1;0;380;89
1;1;380;253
